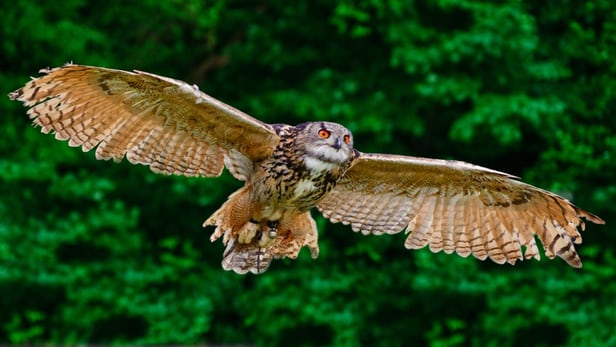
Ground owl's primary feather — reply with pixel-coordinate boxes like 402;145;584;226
9;64;604;274
9;64;278;179
318;154;604;267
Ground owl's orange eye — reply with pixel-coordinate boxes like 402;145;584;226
343;135;350;144
318;129;330;138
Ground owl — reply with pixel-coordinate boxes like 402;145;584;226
9;64;604;274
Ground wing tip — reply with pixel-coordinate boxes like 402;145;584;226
570;260;583;269
8;89;21;101
573;204;605;225
584;211;605;225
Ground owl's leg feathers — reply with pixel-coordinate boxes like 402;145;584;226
269;212;320;260
237;220;259;244
218;212;320;274
204;186;252;244
203;186;272;274
204;187;320;274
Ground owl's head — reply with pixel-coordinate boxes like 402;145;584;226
296;121;356;167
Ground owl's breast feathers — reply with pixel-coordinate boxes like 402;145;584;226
252;124;354;212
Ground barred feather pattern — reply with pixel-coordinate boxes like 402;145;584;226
8;64;279;179
318;153;605;268
10;64;605;274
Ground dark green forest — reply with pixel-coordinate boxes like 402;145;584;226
1;1;614;346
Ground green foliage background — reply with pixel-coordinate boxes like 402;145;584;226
1;1;614;346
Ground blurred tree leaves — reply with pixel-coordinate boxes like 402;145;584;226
1;0;614;346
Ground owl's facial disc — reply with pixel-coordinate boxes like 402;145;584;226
302;121;354;166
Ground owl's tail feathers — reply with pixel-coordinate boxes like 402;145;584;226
204;189;319;274
220;238;274;274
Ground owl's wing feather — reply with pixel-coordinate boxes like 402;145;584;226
318;153;605;267
9;64;279;179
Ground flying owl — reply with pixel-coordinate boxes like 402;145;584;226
9;64;605;274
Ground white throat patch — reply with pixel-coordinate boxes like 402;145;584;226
304;156;338;172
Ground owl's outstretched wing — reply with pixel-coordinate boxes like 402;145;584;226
9;64;279;180
317;153;605;267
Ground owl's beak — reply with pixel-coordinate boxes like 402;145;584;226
333;137;342;150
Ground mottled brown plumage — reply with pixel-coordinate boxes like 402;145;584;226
206;122;355;273
9;64;605;274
